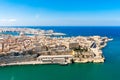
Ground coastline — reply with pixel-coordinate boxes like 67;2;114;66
0;26;119;80
0;28;112;67
0;58;105;67
0;61;52;67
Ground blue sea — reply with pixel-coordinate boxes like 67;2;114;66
0;26;120;80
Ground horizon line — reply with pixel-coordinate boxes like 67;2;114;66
0;25;120;27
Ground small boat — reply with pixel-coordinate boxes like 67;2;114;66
59;62;68;66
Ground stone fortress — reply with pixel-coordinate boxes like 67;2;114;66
0;28;112;66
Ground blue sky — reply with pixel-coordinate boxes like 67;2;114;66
0;0;120;26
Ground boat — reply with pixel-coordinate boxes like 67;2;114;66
59;62;68;66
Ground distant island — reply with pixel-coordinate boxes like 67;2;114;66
0;28;112;66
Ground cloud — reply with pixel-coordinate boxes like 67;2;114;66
0;19;16;22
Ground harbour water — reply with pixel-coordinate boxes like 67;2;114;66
0;26;120;80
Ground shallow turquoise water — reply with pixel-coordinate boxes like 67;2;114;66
0;26;120;80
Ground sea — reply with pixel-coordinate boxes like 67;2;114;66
0;26;120;80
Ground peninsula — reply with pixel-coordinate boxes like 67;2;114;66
0;28;112;66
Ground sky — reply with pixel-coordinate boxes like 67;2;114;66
0;0;120;26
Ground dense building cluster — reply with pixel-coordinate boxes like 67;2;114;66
0;28;111;66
